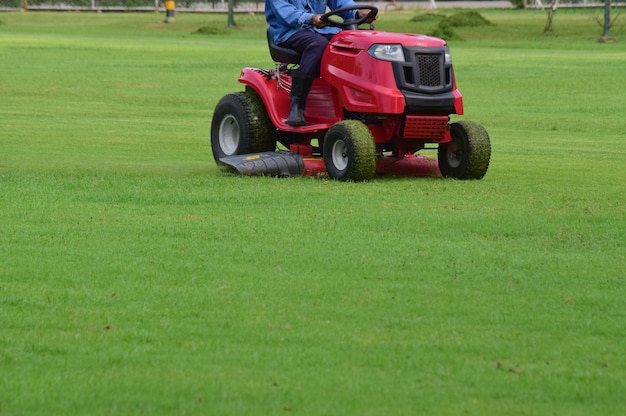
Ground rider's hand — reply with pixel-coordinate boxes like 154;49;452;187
357;9;377;24
311;14;328;28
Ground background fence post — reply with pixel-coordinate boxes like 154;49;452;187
165;0;175;23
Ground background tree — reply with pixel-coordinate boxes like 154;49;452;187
228;0;236;28
595;0;620;41
602;0;612;37
543;0;560;33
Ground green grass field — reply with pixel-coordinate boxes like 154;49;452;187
1;8;625;415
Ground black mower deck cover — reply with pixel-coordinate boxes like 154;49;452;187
220;151;304;176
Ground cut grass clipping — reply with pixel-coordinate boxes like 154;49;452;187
411;10;495;40
193;25;228;35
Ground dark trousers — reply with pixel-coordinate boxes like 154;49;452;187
279;31;334;77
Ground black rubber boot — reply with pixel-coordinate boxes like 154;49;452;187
286;96;305;127
286;72;314;127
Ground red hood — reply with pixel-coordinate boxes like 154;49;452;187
329;30;447;50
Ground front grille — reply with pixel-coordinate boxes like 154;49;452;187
392;47;452;95
417;54;442;87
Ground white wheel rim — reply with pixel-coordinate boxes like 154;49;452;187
446;137;463;168
331;140;348;171
219;114;239;155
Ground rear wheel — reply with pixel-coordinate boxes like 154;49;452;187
438;120;491;180
323;120;376;181
210;91;275;165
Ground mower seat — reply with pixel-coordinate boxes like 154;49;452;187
267;29;302;64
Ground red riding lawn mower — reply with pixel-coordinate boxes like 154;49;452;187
210;5;491;181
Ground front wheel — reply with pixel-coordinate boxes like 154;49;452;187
323;120;376;181
438;120;491;180
210;91;275;166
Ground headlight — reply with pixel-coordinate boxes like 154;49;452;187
368;44;404;62
444;46;452;65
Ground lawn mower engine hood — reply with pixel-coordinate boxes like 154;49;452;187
321;30;463;115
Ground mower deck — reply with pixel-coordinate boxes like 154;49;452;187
221;151;441;178
304;154;441;177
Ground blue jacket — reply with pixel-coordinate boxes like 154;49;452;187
266;0;359;45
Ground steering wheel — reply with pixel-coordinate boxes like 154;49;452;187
320;5;378;31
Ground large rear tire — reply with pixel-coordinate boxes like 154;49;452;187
210;91;275;166
438;120;491;180
323;120;376;181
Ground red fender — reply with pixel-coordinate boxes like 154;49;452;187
238;68;338;133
